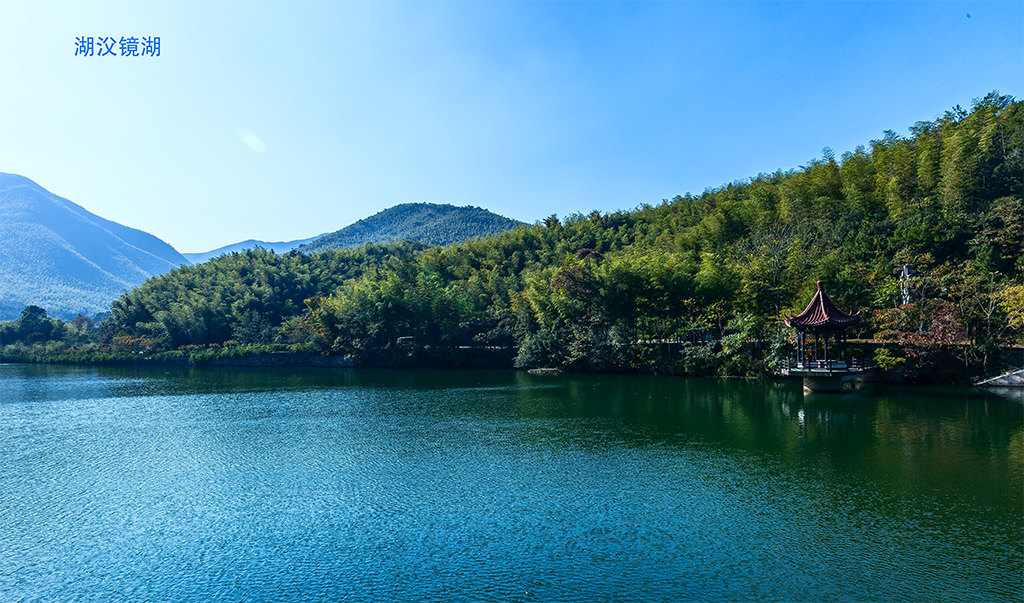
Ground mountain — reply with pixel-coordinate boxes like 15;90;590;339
0;173;189;319
183;236;320;264
297;203;524;253
185;203;521;262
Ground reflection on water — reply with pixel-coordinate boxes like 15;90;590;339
1;364;1021;601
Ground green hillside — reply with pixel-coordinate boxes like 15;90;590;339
297;203;524;253
107;242;427;347
7;93;1022;382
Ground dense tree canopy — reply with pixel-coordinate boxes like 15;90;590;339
108;242;428;348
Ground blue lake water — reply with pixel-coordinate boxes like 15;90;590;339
1;364;1021;601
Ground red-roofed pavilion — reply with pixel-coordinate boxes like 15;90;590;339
785;281;860;371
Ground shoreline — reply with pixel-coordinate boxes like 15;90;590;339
2;344;1020;388
0;350;354;369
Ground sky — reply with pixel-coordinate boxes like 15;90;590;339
0;1;1021;253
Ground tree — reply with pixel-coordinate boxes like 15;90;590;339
18;305;52;341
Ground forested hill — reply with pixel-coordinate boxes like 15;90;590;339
0;173;188;320
297;203;525;253
83;93;1023;380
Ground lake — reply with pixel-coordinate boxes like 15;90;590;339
1;363;1021;601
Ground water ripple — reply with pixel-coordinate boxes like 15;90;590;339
0;365;1020;601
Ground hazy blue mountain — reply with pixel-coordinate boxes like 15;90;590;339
298;203;524;253
0;173;189;319
183;236;320;264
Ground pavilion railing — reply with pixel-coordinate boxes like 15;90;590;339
784;356;873;372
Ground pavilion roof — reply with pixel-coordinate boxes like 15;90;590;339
784;281;860;328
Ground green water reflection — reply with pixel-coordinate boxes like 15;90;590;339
1;364;1020;601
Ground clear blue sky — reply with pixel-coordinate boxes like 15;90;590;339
0;1;1021;253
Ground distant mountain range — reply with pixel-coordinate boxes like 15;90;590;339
296;203;524;253
182;237;319;264
0;173;189;319
0;174;525;320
